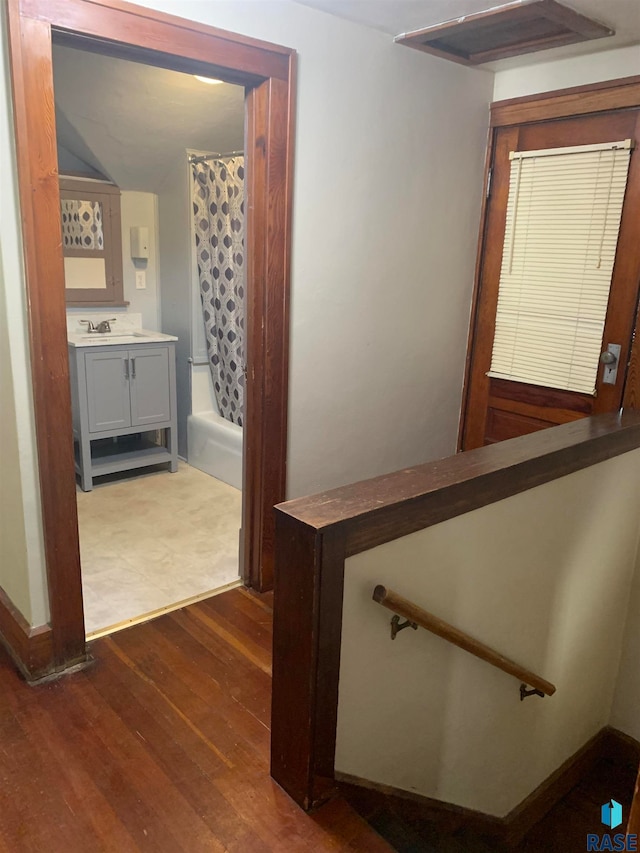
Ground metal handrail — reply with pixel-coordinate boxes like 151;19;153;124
372;585;556;698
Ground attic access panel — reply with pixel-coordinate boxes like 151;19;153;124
395;0;614;66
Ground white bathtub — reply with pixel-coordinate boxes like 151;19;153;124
187;410;243;490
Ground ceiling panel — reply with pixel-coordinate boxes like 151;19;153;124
296;0;640;68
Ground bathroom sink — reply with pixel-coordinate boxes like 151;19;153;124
78;332;149;340
69;329;178;346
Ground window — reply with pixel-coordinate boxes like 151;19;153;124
60;177;126;307
489;139;632;395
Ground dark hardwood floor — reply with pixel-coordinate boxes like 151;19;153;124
0;588;391;853
0;586;635;852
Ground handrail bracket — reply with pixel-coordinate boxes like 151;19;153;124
390;614;418;640
520;684;545;701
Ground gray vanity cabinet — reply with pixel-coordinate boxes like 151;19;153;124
85;350;132;432
128;348;172;426
69;341;178;491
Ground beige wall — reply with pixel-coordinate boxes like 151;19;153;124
0;4;48;626
336;452;640;816
0;0;493;624
612;553;640;742
493;44;640;101
0;253;38;624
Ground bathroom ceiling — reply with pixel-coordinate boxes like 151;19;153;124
52;45;245;193
295;0;640;68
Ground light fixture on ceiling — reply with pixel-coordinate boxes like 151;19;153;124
194;75;223;85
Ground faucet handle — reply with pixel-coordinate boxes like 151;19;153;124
79;320;96;332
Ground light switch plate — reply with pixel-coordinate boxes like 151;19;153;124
135;270;146;290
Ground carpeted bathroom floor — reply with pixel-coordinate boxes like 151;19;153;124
76;461;242;636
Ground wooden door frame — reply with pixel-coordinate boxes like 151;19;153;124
6;0;295;672
458;75;640;451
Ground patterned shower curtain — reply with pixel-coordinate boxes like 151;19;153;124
191;157;245;426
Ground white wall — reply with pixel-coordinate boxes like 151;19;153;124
0;4;48;626
335;452;640;816
137;0;494;497
158;156;193;458
493;44;640;101
0;0;492;624
119;191;161;330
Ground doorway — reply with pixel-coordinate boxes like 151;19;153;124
460;79;640;451
54;42;248;636
6;0;295;672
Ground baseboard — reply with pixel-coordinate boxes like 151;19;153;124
337;726;640;847
500;727;615;844
0;586;54;680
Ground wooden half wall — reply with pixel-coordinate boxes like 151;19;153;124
271;411;640;811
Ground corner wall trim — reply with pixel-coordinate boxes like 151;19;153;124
0;586;54;680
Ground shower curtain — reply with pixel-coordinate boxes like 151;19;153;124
191;157;245;426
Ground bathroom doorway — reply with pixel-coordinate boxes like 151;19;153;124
6;0;295;672
54;42;249;636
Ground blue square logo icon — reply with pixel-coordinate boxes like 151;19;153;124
601;799;623;830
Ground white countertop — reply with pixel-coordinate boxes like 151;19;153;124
68;328;178;348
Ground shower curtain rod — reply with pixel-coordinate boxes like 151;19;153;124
188;150;244;164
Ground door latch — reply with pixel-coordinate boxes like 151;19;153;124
600;343;621;385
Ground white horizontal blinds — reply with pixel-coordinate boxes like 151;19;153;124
489;139;632;395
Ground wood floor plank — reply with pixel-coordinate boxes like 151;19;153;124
201;588;274;649
0;707;95;853
238;587;274;613
167;607;272;726
188;602;273;674
65;678;220;853
13;700;140;853
0;589;389;853
109;619;269;768
89;650;267;851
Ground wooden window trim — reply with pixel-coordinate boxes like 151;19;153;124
490;74;640;127
59;178;126;307
6;0;295;672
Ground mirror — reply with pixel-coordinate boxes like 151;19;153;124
59;178;125;307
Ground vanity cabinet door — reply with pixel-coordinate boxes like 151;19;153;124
129;347;171;427
85;350;132;432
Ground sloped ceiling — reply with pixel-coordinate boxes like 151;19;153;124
52;45;245;192
296;0;640;67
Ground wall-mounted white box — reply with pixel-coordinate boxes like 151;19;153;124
130;226;149;259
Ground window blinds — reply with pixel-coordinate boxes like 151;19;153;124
488;139;632;395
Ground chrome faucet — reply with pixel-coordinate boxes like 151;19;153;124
79;319;116;334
